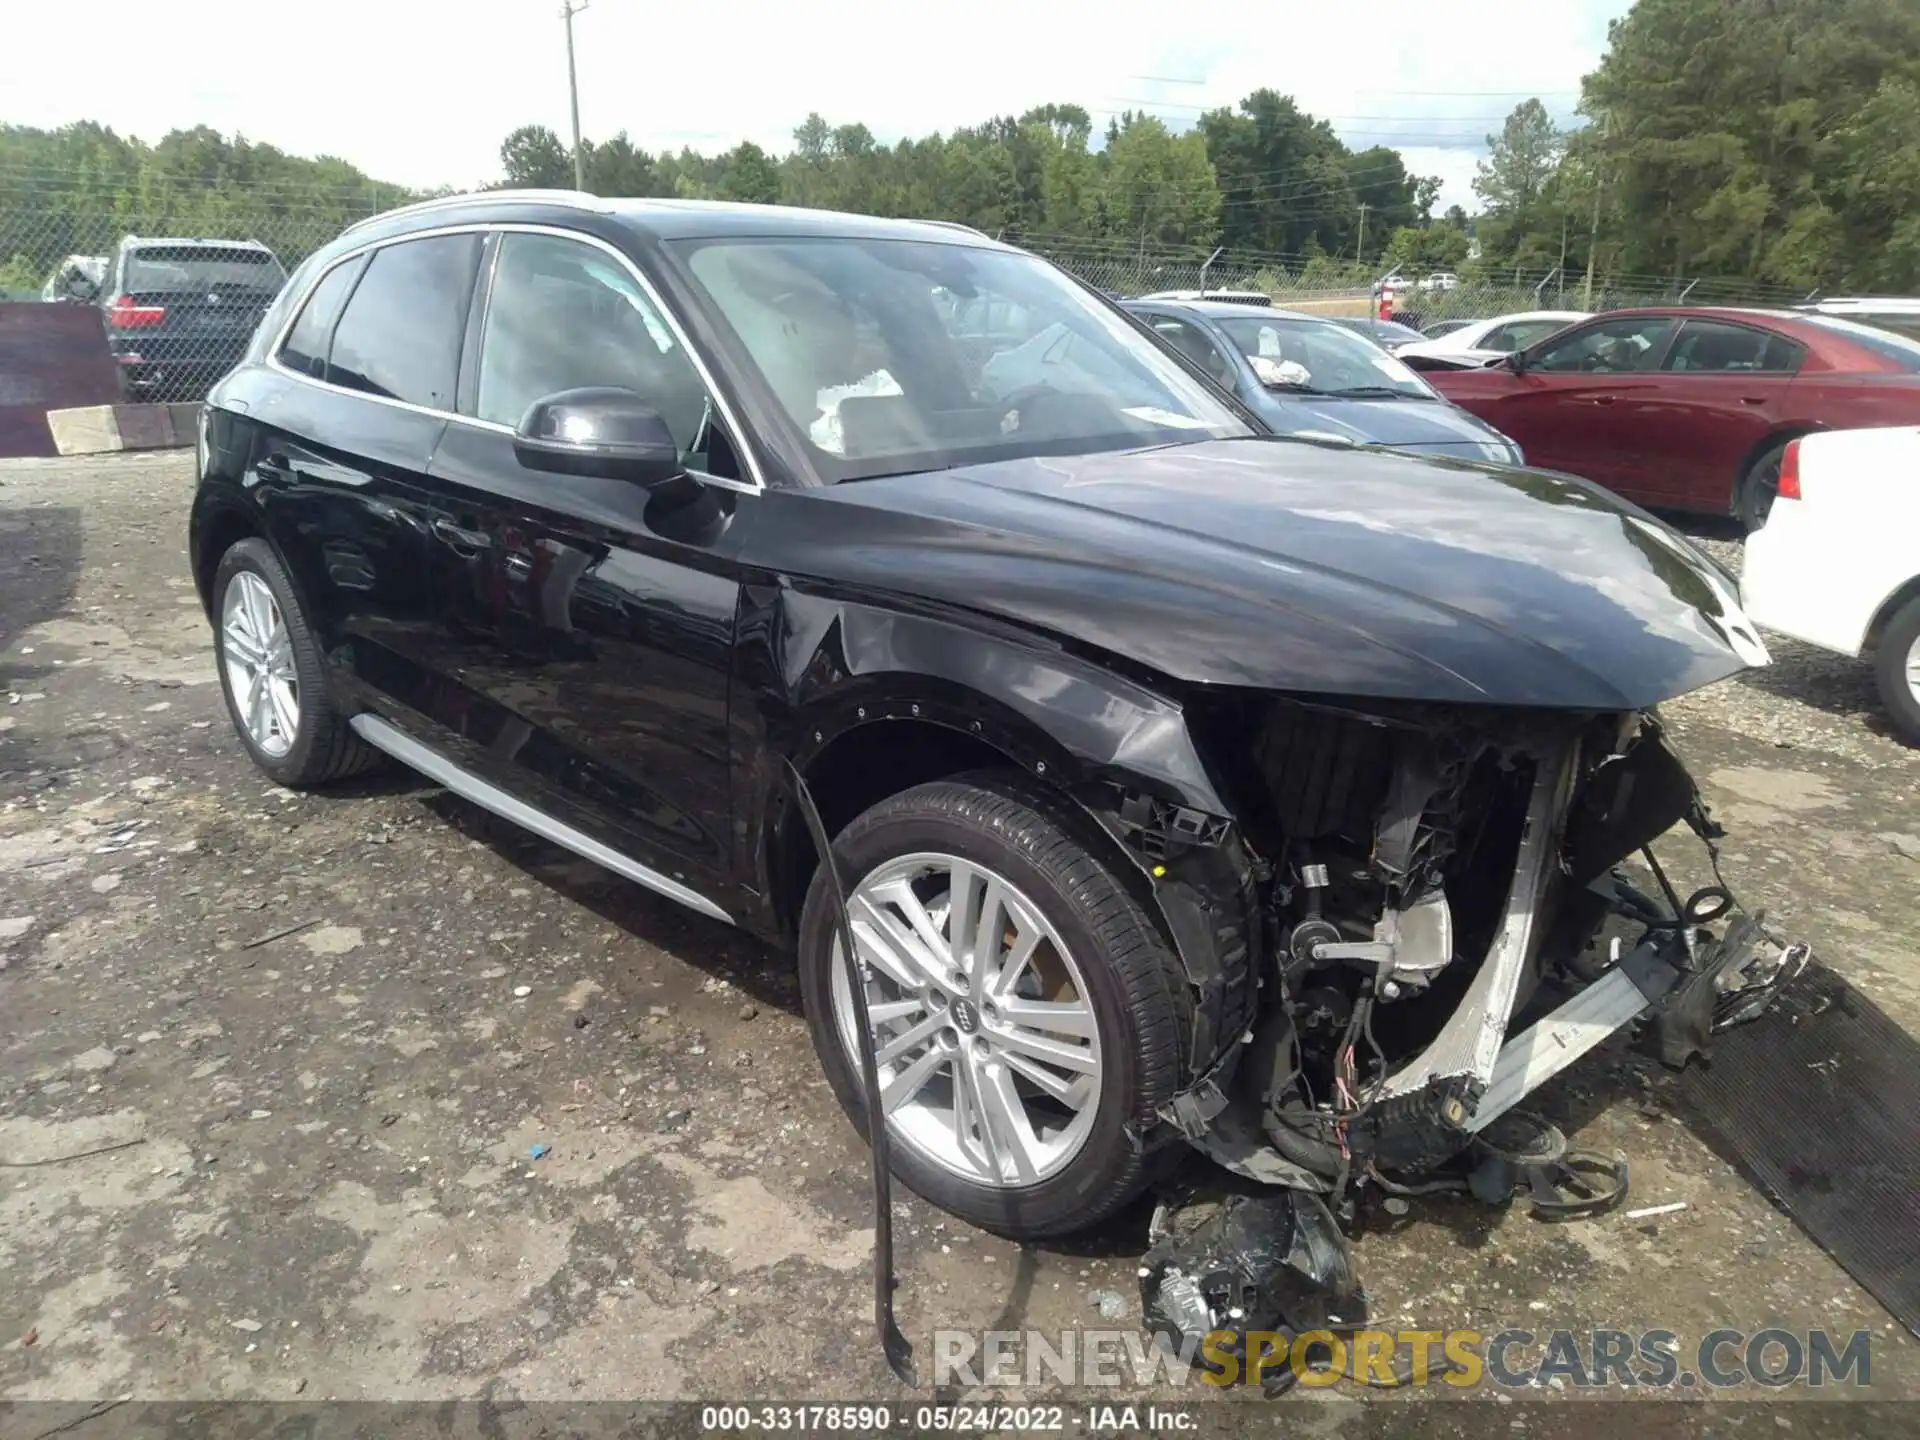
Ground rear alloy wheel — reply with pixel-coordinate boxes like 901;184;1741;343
798;773;1193;1239
1872;596;1920;747
1735;439;1791;532
212;538;380;786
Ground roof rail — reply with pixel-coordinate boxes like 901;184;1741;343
340;188;603;237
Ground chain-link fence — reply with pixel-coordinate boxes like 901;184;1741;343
2;192;391;402
1;184;1834;403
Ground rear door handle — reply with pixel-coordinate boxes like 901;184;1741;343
431;517;492;555
1589;395;1618;406
1740;396;1769;406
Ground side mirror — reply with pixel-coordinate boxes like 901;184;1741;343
1503;349;1530;375
513;388;682;486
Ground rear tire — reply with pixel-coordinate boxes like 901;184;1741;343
1872;597;1920;748
1735;440;1790;533
213;538;379;787
797;772;1192;1239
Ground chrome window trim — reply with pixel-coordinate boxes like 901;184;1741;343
263;220;767;494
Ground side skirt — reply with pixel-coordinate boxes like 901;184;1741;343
349;713;735;927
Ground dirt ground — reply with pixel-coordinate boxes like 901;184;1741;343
2;451;1917;1416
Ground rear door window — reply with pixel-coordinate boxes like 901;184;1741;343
1663;319;1803;373
326;234;482;410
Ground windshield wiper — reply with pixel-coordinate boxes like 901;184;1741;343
1325;385;1430;400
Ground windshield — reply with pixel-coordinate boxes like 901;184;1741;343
126;245;286;294
1804;314;1920;370
674;237;1251;481
1214;315;1436;399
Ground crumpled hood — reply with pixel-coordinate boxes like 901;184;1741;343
767;438;1768;709
1254;392;1518;459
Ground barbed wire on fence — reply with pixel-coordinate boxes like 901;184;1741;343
0;184;1838;402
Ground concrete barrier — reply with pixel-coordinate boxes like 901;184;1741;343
46;402;199;456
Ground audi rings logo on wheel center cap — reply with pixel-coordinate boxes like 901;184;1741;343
950;999;981;1035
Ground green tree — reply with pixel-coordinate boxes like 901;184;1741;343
1472;100;1566;270
1581;0;1920;289
717;142;781;204
1097;113;1221;253
499;125;571;188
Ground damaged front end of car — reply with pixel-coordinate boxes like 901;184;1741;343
1099;694;1808;1365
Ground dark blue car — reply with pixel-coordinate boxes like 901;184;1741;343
1123;299;1523;463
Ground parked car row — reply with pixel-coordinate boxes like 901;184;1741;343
1114;289;1920;741
1421;306;1920;529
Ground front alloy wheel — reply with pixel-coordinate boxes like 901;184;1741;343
798;772;1196;1239
829;852;1104;1188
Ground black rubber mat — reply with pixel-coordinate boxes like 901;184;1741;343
1677;958;1920;1338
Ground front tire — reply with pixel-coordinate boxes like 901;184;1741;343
1873;597;1920;748
798;773;1191;1239
212;538;378;786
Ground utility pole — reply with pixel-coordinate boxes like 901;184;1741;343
1582;113;1608;311
1558;212;1569;306
1356;203;1369;264
561;0;590;191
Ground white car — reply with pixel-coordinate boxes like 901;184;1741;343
1134;289;1272;308
1417;271;1460;293
1741;426;1920;745
1394;310;1591;367
1794;297;1920;344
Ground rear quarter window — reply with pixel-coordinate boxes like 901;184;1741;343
276;259;363;379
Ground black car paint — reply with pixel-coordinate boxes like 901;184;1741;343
191;195;1760;962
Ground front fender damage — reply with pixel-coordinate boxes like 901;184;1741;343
757;587;1272;1079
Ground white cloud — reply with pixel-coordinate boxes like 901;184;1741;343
6;0;1628;210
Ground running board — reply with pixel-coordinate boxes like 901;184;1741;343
349;713;734;926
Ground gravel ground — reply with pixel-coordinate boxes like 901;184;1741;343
1;452;1916;1419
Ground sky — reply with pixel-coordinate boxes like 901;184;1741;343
8;0;1633;211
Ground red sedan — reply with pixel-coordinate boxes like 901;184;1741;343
1421;306;1920;528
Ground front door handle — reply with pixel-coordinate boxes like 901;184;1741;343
431;517;492;555
1589;395;1618;406
1740;396;1769;406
